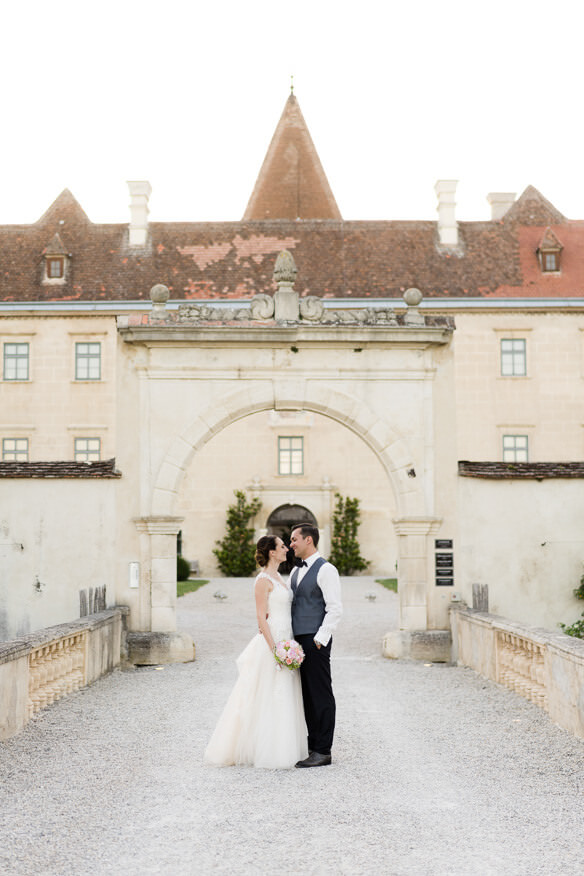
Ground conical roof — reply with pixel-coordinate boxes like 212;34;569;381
243;94;341;220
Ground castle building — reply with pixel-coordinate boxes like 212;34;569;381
1;94;583;661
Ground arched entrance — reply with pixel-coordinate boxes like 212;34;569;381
267;503;318;573
267;503;317;540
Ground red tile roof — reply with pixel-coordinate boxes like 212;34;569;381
1;186;583;303
243;95;342;221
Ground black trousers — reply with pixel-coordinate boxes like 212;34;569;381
295;634;336;755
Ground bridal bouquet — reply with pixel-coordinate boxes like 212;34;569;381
274;639;305;671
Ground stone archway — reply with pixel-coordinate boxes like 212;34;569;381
145;384;436;638
151;385;419;519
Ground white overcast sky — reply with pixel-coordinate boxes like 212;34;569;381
3;0;583;225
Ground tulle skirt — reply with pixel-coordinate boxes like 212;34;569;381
204;633;308;769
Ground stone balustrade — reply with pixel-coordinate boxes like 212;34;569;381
451;605;584;739
0;608;128;741
28;632;87;719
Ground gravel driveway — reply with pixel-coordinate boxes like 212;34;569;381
1;577;583;875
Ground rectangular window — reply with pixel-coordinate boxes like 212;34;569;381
543;252;559;272
2;437;29;460
74;438;101;462
503;435;528;462
48;258;64;278
278;436;303;475
75;342;101;380
500;338;526;376
3;342;29;380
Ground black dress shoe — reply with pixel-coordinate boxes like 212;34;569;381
295;752;332;768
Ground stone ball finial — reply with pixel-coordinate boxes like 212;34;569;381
150;284;170;311
403;287;423;307
273;250;297;285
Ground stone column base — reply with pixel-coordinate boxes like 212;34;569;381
382;630;451;663
126;631;195;666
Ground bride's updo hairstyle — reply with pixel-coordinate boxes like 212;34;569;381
255;535;277;568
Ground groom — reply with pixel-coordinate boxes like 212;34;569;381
289;524;342;768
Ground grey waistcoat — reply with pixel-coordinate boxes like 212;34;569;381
291;557;327;636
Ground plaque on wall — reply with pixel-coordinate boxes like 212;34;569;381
436;554;454;568
435;577;454;587
435;539;453;550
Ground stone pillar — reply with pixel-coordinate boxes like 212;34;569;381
273;250;299;322
383;517;450;661
129;516;195;665
134;516;183;631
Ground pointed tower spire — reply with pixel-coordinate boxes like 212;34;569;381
243;94;342;221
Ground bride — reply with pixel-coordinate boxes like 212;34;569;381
204;535;308;769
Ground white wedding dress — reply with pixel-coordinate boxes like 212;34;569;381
204;573;308;769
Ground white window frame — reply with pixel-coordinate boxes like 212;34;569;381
2;437;29;460
74;437;101;462
500;338;527;377
75;342;101;381
278;436;304;475
3;342;29;381
502;434;528;462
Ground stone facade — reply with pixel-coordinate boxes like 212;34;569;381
2;93;584;664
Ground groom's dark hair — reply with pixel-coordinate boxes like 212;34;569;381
291;523;319;547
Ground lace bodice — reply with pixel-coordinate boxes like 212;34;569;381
255;572;293;642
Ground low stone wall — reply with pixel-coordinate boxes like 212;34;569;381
0;607;128;741
451;605;584;739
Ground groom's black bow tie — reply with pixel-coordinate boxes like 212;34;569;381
298;560;308;567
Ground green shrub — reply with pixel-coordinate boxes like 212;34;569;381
177;555;191;581
213;490;262;576
559;572;584;638
559;614;584;639
328;493;368;575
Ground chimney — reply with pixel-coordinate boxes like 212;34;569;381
487;192;516;221
434;180;458;246
127;181;152;247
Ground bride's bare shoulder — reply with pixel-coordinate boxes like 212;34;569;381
255;572;274;591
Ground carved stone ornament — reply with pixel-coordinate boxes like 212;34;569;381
249;294;275;320
299;296;324;321
273;250;298;285
175;302;251;322
317;307;398;326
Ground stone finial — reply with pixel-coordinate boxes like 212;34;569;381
273;250;299;322
273;250;298;285
150;284;169;313
403;288;425;326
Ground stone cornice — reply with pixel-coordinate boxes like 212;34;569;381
134;516;184;535
117;324;453;347
392;517;443;536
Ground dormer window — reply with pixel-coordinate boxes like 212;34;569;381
542;252;559;272
47;257;64;279
537;227;562;274
42;232;69;284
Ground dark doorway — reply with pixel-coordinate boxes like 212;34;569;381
266;504;318;574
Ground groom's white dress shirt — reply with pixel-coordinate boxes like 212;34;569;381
293;551;342;647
